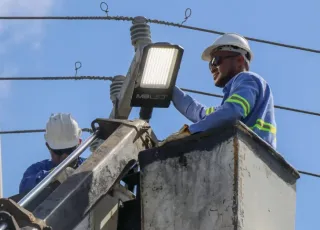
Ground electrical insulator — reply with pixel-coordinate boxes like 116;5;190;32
130;16;152;48
110;75;126;104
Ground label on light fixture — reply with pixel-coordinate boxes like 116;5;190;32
140;47;179;89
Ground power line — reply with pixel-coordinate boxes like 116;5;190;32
298;170;320;178
1;76;319;117
0;15;134;21
0;128;93;135
0;16;319;54
180;88;320;117
1;127;320;179
181;88;223;98
0;76;114;81
1;14;319;177
145;19;320;54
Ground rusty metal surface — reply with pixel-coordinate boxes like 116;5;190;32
140;120;299;179
9;181;61;213
31;118;154;230
232;136;239;230
90;118;125;140
139;122;237;169
0;199;50;230
236;122;300;179
140;136;236;230
19;132;99;208
139;120;299;230
237;132;298;230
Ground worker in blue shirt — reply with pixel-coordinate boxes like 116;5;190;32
19;113;86;194
160;33;277;149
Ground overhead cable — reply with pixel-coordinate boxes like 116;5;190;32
0;128;93;134
1;127;320;178
180;88;320;117
0;76;114;81
298;170;320;178
0;16;319;54
0;76;318;116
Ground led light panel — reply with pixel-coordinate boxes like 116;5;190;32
140;47;179;89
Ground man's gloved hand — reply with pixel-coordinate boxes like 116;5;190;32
158;124;191;147
55;167;75;183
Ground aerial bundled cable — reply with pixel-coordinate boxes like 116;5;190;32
0;14;318;54
0;76;114;81
0;3;319;181
0;74;317;117
180;88;320;117
298;170;320;178
0;128;93;134
0;128;319;179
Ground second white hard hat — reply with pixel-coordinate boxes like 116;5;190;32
201;33;253;62
44;113;82;150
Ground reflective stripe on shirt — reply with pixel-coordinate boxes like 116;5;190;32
225;93;251;117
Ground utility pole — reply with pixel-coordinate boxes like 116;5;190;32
109;16;152;120
105;17;156;173
90;16;153;152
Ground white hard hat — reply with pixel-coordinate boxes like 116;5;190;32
44;113;82;150
201;33;253;62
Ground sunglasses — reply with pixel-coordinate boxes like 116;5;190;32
209;54;240;72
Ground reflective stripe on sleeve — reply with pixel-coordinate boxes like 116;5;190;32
225;94;250;117
205;107;215;115
251;119;276;134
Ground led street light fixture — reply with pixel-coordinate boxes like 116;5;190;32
131;42;184;108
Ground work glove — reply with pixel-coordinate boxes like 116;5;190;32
158;124;191;147
54;167;75;184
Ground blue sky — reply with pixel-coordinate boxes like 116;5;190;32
0;0;319;229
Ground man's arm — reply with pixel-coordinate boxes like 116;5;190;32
172;86;221;123
19;162;51;194
188;75;259;134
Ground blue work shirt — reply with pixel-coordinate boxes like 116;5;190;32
19;157;86;194
172;71;277;149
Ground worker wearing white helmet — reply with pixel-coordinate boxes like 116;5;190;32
19;113;86;194
162;33;277;149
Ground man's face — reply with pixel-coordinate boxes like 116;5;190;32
50;152;68;165
209;50;242;88
47;139;82;166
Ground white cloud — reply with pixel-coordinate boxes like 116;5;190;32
0;65;18;120
0;0;55;51
0;0;54;15
0;65;18;99
0;0;56;99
